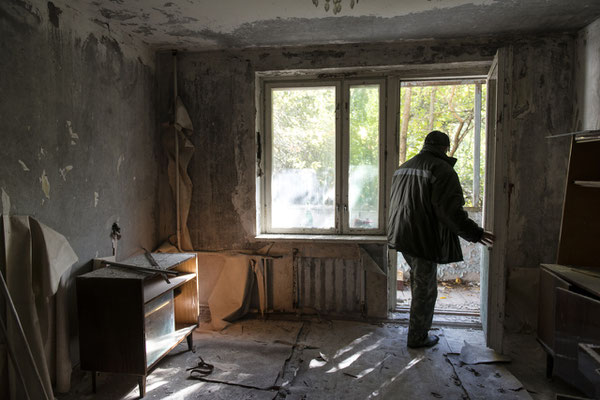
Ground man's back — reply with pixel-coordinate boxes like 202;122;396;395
388;145;482;263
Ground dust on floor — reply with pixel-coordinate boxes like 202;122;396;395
58;317;579;400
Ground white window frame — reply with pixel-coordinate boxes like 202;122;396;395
259;76;388;236
256;63;492;240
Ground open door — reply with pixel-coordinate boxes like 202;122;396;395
481;48;511;352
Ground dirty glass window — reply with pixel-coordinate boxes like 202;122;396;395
270;87;336;230
348;84;380;229
262;79;385;235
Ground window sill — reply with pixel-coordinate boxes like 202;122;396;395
255;234;387;243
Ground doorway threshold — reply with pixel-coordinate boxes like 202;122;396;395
395;305;480;317
390;307;482;329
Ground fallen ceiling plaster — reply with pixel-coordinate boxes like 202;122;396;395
62;0;600;50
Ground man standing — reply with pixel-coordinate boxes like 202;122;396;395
388;130;494;348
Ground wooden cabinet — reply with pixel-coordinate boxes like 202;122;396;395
537;130;600;398
77;253;198;397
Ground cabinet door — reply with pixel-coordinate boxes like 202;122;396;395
78;277;146;375
554;287;600;396
537;267;570;351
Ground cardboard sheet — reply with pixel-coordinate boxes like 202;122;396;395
162;96;195;251
0;215;78;399
208;255;255;330
459;341;512;365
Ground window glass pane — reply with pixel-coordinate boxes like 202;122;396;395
349;85;379;229
271;87;336;229
399;82;486;207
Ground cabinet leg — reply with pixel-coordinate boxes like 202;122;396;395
92;371;96;393
187;333;195;353
546;353;554;378
138;375;146;398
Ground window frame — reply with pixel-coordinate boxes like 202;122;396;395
260;76;388;236
263;80;342;234
256;63;492;240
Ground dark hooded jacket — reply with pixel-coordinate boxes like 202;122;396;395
387;144;483;263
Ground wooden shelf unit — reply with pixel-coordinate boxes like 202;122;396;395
77;253;198;398
557;135;600;268
537;132;600;398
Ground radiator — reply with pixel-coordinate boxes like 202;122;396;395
294;256;365;315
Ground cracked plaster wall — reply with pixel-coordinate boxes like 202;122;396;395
158;34;574;321
501;37;574;333
0;0;159;363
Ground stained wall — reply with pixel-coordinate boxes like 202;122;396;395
0;0;159;360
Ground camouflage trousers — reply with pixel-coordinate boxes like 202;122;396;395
402;253;438;344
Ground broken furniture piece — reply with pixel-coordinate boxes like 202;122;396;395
77;253;199;398
578;343;600;398
538;264;600;395
538;130;600;398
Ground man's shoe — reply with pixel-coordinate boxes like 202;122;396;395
407;334;439;348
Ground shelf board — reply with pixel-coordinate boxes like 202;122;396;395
541;264;600;297
144;273;196;304
546;129;600;141
573;180;600;188
146;324;196;369
125;252;196;270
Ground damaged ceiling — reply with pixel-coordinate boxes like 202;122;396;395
62;0;600;50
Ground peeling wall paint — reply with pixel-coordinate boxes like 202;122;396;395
40;169;50;199
59;165;73;181
18;160;30;171
0;0;159;364
66;120;79;145
62;0;600;50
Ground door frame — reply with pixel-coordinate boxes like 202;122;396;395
483;47;512;352
383;55;511;352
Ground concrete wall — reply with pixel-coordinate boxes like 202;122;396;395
504;18;600;332
157;34;574;321
502;38;575;332
0;0;158;358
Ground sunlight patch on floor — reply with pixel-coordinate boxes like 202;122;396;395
326;338;385;373
367;355;425;399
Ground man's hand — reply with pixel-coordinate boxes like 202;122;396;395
479;231;495;247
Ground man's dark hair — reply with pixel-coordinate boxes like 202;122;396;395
424;131;450;147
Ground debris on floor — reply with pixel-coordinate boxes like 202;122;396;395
459;342;512;365
446;354;533;399
58;319;550;400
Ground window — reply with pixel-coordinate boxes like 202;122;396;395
257;69;489;238
260;78;386;235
